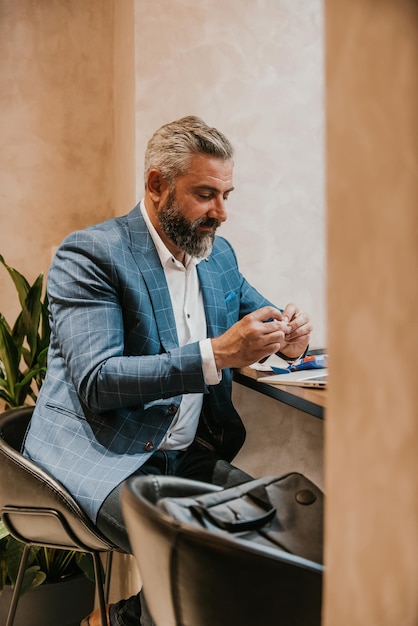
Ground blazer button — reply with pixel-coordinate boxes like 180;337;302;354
168;404;177;416
144;441;154;452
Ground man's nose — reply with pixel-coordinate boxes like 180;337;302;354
208;197;227;222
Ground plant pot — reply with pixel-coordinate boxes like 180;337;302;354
0;574;95;626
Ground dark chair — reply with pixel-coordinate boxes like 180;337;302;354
0;407;119;626
121;474;324;626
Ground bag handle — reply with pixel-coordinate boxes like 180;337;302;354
190;484;276;533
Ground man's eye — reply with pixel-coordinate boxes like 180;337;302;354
198;194;212;199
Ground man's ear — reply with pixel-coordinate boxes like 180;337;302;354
147;169;168;201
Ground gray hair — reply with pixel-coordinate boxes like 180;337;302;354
144;115;234;188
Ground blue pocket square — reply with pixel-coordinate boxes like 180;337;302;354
225;291;236;304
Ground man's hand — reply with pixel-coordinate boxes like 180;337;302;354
211;306;291;370
278;303;312;361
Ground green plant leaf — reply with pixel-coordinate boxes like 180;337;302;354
0;521;9;542
0;312;12;335
40;296;50;345
31;547;88;583
0;524;10;593
16;365;43;389
0;256;30;311
22;275;44;364
0;256;50;408
0;388;16;409
0;319;19;388
10;312;25;353
76;552;95;582
0;557;8;593
20;565;47;595
5;538;40;583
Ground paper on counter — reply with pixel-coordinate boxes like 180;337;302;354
249;354;292;372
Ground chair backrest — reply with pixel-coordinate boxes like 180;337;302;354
121;475;323;626
0;407;115;552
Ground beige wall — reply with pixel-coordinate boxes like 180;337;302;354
0;0;135;323
325;1;418;624
134;0;326;348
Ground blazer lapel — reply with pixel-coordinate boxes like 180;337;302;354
127;205;179;350
197;257;228;338
126;205;228;347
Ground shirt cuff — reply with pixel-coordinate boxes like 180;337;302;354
200;339;222;385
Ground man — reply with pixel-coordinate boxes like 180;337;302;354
24;116;312;625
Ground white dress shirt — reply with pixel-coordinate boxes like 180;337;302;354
140;201;220;450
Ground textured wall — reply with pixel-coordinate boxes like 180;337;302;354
0;0;137;326
0;0;115;323
134;0;326;347
233;384;324;490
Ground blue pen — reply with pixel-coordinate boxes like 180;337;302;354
271;366;292;374
271;355;328;375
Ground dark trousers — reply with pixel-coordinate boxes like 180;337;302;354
96;442;253;626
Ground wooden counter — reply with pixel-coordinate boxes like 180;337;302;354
233;365;326;420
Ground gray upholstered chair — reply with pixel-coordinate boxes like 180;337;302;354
0;407;119;626
121;474;324;626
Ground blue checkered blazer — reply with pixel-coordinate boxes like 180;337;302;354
24;204;273;520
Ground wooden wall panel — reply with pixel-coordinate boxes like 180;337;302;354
325;1;418;624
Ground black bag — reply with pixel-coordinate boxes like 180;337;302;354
157;472;324;564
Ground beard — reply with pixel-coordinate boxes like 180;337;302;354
158;189;221;258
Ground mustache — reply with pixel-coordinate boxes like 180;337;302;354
194;217;221;230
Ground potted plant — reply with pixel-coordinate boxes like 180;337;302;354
0;256;96;625
0;521;96;625
0;254;50;409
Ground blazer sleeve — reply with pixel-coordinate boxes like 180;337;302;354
47;229;207;413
